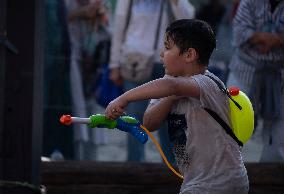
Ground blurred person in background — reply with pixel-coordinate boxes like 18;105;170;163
227;0;284;162
208;0;240;83
196;0;226;34
109;0;195;162
196;0;226;82
65;0;113;160
43;0;73;159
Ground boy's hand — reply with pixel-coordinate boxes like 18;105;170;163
105;96;128;120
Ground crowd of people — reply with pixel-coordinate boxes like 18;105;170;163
43;0;284;170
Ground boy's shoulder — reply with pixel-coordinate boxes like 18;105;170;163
191;70;225;92
191;71;229;109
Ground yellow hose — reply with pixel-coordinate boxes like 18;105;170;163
140;125;184;180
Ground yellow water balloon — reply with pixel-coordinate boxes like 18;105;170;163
228;86;254;144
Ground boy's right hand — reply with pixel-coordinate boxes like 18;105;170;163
105;96;127;120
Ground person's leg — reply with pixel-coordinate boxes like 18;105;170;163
260;77;284;162
74;140;86;160
260;119;284;162
124;80;147;162
70;44;90;160
158;122;176;164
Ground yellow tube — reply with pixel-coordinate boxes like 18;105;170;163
140;125;184;180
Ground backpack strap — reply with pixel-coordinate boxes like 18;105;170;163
204;74;243;146
205;75;242;110
204;108;243;146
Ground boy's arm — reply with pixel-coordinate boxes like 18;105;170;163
105;77;199;119
143;96;181;132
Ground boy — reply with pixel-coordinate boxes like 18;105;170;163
105;19;249;194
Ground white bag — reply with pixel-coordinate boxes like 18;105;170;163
120;51;154;83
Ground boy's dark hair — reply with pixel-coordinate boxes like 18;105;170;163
165;19;216;65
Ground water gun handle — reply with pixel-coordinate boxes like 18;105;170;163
116;117;148;144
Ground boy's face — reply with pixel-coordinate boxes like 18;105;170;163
160;36;187;76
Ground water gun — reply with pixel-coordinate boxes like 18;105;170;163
60;114;148;144
60;114;183;179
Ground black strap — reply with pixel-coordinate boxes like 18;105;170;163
205;75;242;110
123;0;134;41
204;108;243;146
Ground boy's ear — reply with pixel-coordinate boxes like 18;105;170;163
184;48;199;63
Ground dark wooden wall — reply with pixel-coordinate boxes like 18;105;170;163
0;0;44;193
41;161;284;194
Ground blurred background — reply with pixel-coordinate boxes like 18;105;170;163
0;0;283;193
41;0;268;164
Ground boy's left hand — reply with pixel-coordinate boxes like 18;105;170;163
105;96;127;120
